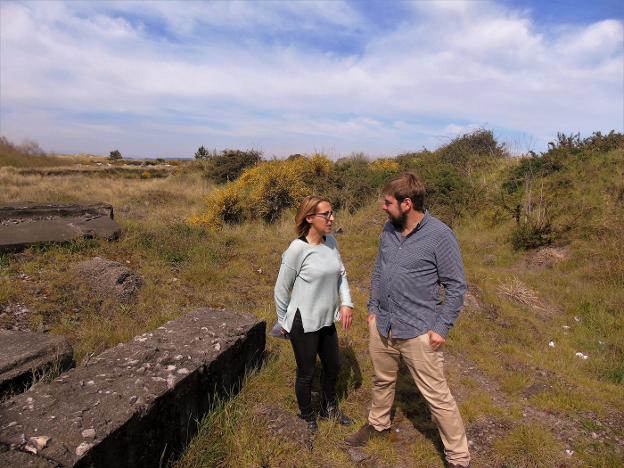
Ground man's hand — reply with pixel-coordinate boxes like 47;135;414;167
428;330;446;350
367;314;376;325
340;306;353;330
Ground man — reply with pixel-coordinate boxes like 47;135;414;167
345;172;470;468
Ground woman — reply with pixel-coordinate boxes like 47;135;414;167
274;195;354;432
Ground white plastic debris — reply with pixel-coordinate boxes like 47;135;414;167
548;341;555;348
575;352;589;360
574;316;580;322
565;449;574;457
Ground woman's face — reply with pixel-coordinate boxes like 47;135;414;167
307;201;335;236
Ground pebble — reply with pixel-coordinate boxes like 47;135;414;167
548;341;555;348
81;428;96;439
214;343;221;351
76;442;93;457
177;368;190;375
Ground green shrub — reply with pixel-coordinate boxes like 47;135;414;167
510;219;556;250
109;149;122;160
437;129;506;174
201;149;262;183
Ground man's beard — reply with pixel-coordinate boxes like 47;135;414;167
389;210;408;229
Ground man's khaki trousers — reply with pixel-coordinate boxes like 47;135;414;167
368;320;471;466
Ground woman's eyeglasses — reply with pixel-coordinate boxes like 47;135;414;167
313;211;335;220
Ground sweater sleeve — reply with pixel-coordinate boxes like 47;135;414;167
331;237;353;309
274;245;300;325
337;257;354;309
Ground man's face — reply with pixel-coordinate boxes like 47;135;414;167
382;194;408;228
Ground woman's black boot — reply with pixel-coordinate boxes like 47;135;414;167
299;411;318;432
320;403;354;425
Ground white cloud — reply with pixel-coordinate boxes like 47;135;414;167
0;0;622;157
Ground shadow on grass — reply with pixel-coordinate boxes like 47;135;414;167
393;360;446;460
309;340;362;408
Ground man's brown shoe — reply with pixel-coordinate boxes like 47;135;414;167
344;423;390;447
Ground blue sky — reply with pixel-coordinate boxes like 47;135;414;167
1;0;622;158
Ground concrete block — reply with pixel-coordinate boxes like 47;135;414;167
0;330;74;398
0;203;122;252
0;308;265;467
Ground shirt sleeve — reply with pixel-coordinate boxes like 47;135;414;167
431;231;467;338
367;233;383;316
274;246;299;325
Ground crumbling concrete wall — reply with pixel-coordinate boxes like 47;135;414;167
0;308;265;467
0;203;122;252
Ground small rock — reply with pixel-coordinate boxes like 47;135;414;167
214;343;221;351
574;316;580;322
591;432;598;439
81;428;96;439
562;325;571;330
129;395;138;404
24;444;38;454
548;341;555;348
29;435;50;450
575;352;589;360
166;365;176;372
167;374;175;389
177;368;190;375
76;442;93;457
7;421;17;427
565;449;574;457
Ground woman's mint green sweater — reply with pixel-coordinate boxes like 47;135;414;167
274;235;353;333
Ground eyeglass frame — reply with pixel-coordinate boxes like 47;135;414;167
310;210;335;220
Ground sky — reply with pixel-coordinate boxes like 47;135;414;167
0;0;623;159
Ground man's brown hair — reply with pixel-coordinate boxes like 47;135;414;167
383;172;426;212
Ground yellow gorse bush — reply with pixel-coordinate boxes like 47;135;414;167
370;158;400;173
191;154;334;228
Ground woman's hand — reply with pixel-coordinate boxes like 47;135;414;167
340;306;353;330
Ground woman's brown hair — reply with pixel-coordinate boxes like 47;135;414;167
295;195;331;238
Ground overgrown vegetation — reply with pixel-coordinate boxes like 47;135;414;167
1;129;622;466
195;148;262;183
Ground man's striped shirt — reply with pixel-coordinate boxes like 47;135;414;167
368;211;467;339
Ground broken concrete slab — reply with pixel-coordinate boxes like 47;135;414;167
0;203;122;252
71;257;143;304
0;330;74;399
0;308;265;467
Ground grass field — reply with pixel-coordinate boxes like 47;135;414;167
1;141;622;467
